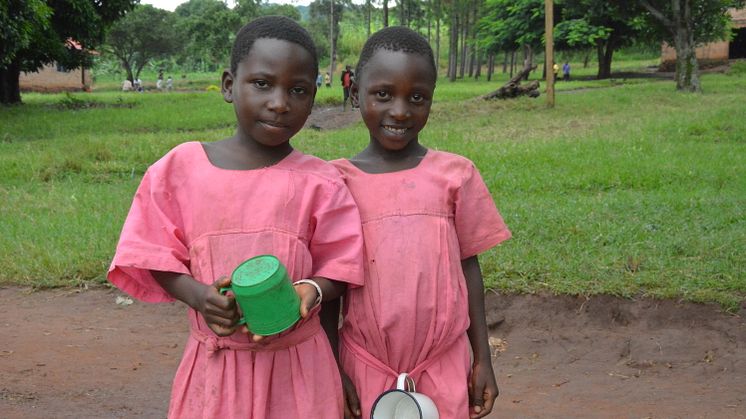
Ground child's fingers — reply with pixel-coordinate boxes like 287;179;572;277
294;283;319;318
213;276;231;290
481;388;497;416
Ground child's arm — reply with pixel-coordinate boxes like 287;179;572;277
320;299;362;419
151;271;241;336
462;255;499;419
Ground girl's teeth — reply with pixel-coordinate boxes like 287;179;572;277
384;126;406;134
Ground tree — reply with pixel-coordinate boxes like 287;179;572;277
0;0;136;104
556;1;646;79
638;0;745;91
106;5;181;84
478;0;545;79
174;0;242;72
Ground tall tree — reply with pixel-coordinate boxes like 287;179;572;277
106;5;181;84
555;1;645;79
638;0;745;91
0;0;136;104
478;0;545;76
174;0;242;72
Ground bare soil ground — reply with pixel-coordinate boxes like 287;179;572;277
1;286;744;419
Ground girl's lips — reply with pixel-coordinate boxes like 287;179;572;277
382;125;408;135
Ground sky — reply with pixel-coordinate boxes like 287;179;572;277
141;0;313;11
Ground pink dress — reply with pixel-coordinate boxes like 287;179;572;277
332;150;511;418
108;142;363;419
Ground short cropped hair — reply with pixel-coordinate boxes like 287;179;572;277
230;16;318;76
356;26;436;82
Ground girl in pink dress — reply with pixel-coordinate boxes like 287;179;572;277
329;27;511;419
108;17;363;419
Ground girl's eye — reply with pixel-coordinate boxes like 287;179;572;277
290;87;307;95
253;80;269;89
376;91;390;100
411;94;425;103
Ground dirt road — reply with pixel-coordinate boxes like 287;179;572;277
1;287;744;418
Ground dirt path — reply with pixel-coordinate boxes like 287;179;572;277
1;287;744;418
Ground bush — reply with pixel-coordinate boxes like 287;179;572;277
727;61;746;76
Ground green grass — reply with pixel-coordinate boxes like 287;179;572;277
1;68;744;311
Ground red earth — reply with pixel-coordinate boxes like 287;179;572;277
1;286;744;419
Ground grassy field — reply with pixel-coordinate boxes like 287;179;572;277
1;65;744;310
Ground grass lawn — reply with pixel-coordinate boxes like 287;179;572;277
1;67;744;310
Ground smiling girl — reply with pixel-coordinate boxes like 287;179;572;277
329;27;511;419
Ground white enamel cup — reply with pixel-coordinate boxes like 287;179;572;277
370;373;440;419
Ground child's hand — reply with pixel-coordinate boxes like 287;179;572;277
469;359;498;418
294;281;321;319
250;280;320;343
198;277;241;337
341;371;361;418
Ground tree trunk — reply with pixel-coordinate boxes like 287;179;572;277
488;52;495;81
502;51;508;74
596;37;614;79
366;0;371;37
522;45;533;81
448;12;458;81
673;2;700;91
638;0;701;92
383;0;389;27
329;0;336;86
583;50;590;68
483;63;540;99
435;0;441;70
0;62;22;105
510;50;515;78
459;7;468;79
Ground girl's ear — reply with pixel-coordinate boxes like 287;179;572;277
351;82;359;108
221;70;234;103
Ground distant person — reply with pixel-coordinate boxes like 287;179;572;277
552;62;560;80
316;72;323;88
341;64;354;111
157;70;164;90
324;71;331;87
122;79;133;92
166;76;173;91
107;16;363;419
327;26;510;418
134;78;143;92
563;62;571;81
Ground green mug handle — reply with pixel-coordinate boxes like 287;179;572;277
219;287;247;325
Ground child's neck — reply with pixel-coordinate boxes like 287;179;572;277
350;140;428;174
204;135;293;170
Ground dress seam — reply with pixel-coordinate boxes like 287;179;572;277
361;211;453;224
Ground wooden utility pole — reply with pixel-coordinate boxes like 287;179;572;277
544;0;555;107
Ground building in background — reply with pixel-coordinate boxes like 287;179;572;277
19;39;94;92
660;8;746;70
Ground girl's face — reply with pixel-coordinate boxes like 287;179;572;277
353;49;436;152
222;38;316;148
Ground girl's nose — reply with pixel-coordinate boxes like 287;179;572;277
389;98;410;120
267;90;290;113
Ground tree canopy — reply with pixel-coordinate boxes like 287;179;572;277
106;5;181;83
1;0;136;104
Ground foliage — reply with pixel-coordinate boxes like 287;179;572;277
106;5;182;82
639;0;746;46
478;0;545;53
0;0;52;67
556;0;648;79
0;0;136;104
174;0;243;72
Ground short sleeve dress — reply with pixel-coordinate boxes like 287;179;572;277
109;142;364;419
332;150;510;418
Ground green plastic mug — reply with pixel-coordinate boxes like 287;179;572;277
220;255;301;336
